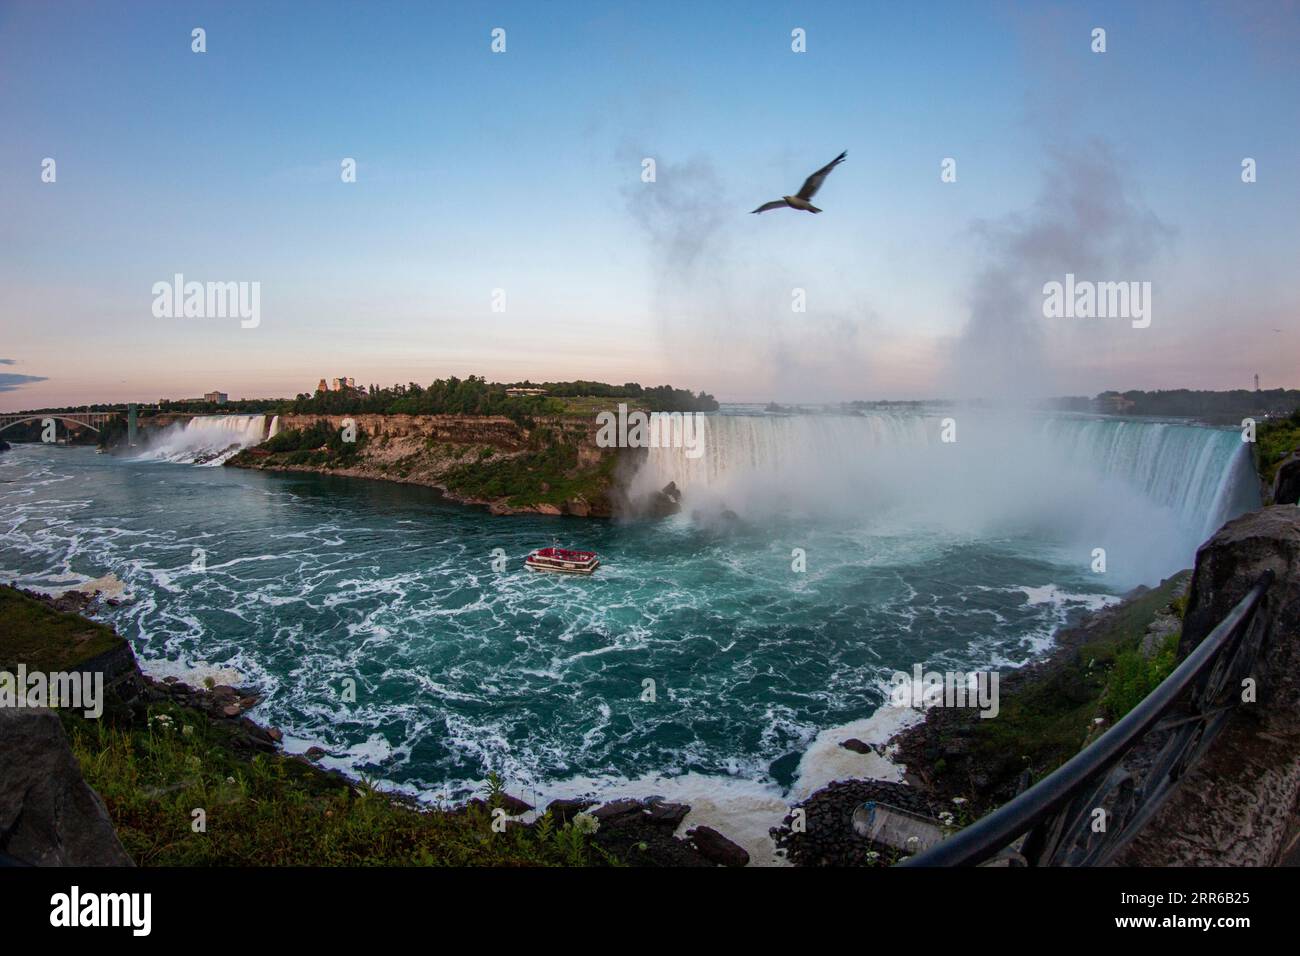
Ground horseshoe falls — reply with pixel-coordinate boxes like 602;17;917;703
633;410;1259;585
0;410;1258;862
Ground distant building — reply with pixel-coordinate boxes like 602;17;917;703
314;376;359;394
204;391;228;404
506;387;547;398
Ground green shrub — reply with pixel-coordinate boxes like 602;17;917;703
1102;632;1179;721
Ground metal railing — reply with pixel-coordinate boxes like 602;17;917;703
902;570;1275;867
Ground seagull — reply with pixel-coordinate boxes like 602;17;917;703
751;151;847;214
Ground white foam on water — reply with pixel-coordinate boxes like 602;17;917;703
66;572;129;600
790;704;926;801
1019;583;1116;610
9;571;131;601
522;771;792;866
139;658;246;689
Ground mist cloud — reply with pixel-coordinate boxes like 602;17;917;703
949;139;1174;402
621;151;898;400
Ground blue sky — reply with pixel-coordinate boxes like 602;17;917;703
1;0;1297;407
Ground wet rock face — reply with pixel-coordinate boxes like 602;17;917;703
642;482;683;518
0;709;133;866
1274;453;1300;506
1179;506;1300;714
687;825;750;867
544;798;595;825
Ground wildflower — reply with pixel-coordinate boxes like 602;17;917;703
182;725;194;736
952;797;967;806
938;811;955;826
571;811;600;835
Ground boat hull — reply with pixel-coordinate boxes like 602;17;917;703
525;558;600;576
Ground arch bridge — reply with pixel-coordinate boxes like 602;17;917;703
0;411;125;435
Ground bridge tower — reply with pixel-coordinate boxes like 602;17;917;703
127;403;138;446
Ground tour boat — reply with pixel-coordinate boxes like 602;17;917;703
525;546;600;575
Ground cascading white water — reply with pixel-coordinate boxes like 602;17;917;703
634;409;1260;585
1042;416;1259;544
137;415;270;466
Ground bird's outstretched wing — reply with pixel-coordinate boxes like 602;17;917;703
796;151;847;201
750;200;788;214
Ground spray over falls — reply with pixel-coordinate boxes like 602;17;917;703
633;411;1259;587
136;415;277;466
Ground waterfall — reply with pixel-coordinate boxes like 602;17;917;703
1042;416;1260;544
137;415;271;466
634;409;1259;583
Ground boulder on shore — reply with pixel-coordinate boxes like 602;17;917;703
1178;506;1300;712
544;798;595;824
0;709;133;866
1273;453;1300;506
687;825;750;867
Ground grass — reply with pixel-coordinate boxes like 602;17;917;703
63;703;613;866
1101;631;1179;721
0;586;124;671
1256;411;1300;492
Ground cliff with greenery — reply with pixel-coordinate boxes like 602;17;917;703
1256;408;1300;497
227;413;631;517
